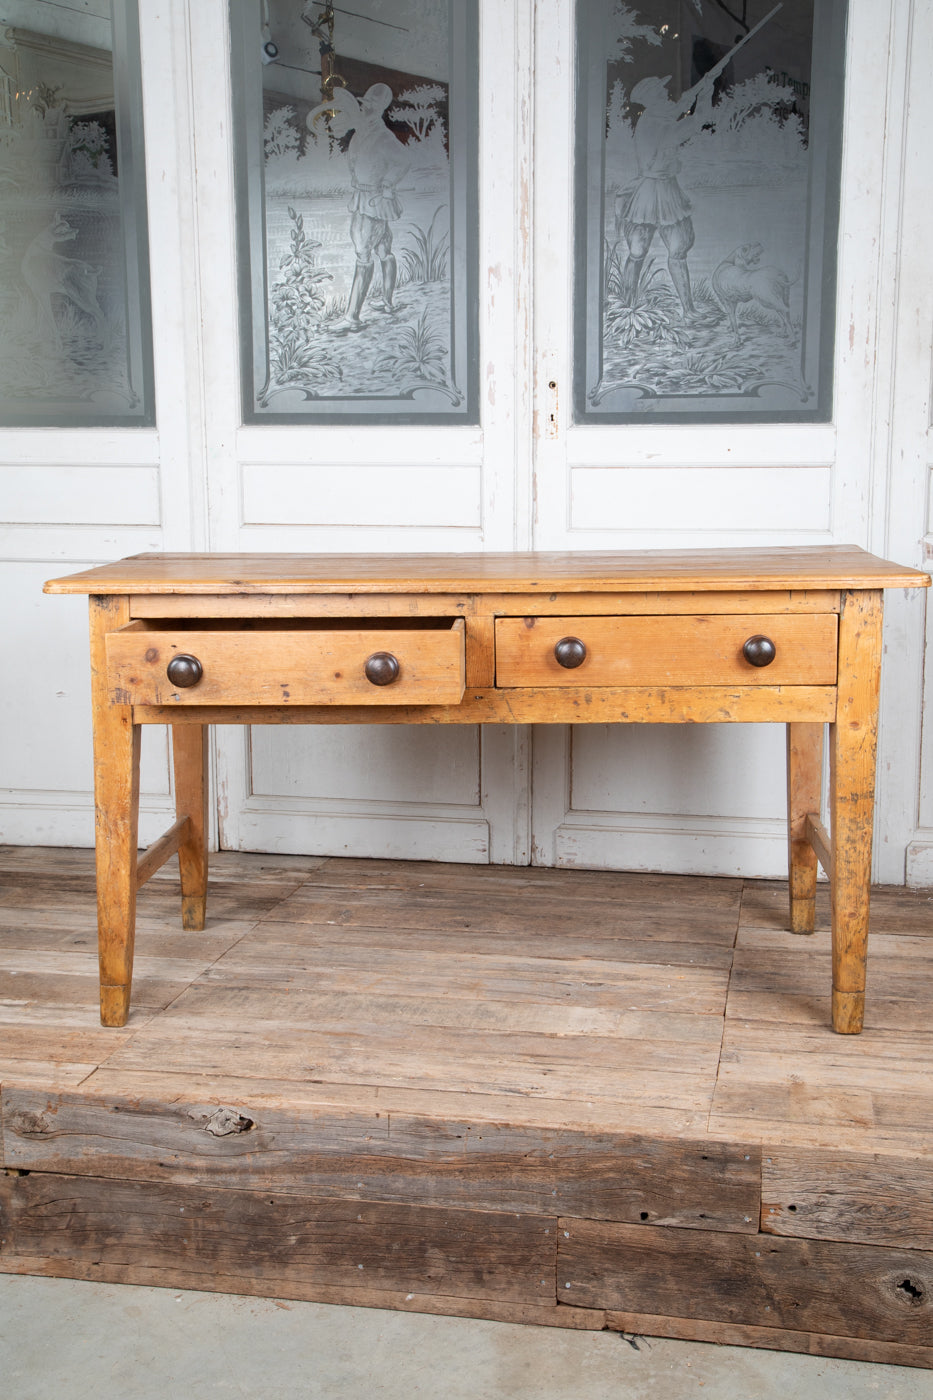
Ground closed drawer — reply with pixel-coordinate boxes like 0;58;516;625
495;615;838;687
107;619;465;706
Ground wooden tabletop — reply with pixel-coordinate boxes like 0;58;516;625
44;546;931;596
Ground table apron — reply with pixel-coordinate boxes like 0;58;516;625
131;686;837;727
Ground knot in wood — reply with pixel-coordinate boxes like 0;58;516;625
204;1107;254;1137
9;1110;54;1138
894;1276;927;1308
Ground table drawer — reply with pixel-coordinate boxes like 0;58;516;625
107;619;465;706
495;614;838;687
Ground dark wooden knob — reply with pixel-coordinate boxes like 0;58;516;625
554;637;587;669
166;653;203;688
742;635;777;668
364;651;400;686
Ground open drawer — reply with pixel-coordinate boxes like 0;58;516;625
106;617;466;706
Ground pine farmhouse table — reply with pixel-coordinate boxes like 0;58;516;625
45;547;930;1034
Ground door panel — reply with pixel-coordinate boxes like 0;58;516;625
239;725;490;864
532;722;790;877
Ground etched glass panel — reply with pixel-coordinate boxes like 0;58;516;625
231;1;478;423
574;0;846;422
0;1;153;425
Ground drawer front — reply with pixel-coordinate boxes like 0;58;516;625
107;621;465;706
495;614;838;687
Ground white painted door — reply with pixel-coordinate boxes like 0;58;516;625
186;1;536;865
526;0;932;882
0;0;536;864
0;1;193;851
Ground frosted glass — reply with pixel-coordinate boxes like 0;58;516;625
574;0;846;422
0;1;153;425
231;1;478;423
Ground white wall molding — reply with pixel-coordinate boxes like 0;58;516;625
0;792;175;851
906;839;933;890
233;799;491;864
871;0;933;883
553;814;789;880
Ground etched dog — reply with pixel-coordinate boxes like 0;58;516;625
711;243;793;342
21;214;107;347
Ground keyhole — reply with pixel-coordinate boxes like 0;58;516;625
546;379;559;437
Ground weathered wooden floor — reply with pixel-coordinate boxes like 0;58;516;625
1;845;932;1367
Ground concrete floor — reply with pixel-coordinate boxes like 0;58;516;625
2;1276;933;1399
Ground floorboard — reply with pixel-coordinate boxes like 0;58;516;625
1;847;931;1367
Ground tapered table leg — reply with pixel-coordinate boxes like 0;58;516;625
172;724;209;929
89;595;140;1027
787;721;824;934
829;590;883;1034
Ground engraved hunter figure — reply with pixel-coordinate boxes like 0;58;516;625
614;71;715;322
615;4;783;322
307;83;409;334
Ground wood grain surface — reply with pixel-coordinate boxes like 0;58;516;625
0;1173;556;1304
129;686;839;727
2;849;933;1366
558;1219;933;1343
495;613;838;687
829;590;884;1032
106;620;466;707
44;545;931;596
